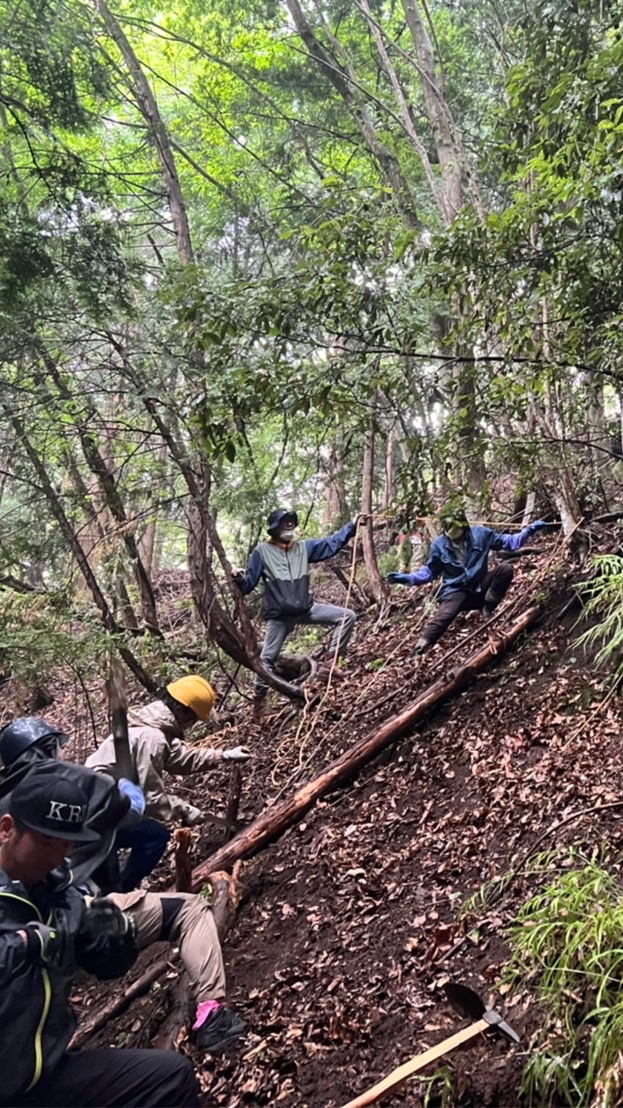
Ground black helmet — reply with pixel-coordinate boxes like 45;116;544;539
0;718;69;767
267;508;298;535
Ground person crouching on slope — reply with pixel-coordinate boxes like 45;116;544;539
234;508;367;717
0;761;200;1107
0;717;247;1055
386;503;548;655
86;675;250;832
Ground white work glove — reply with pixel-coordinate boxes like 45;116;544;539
182;804;205;827
222;746;251;763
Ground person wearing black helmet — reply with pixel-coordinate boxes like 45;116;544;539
235;508;367;717
0;717;143;888
0;717;149;891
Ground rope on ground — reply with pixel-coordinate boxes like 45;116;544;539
269;517;582;795
270;518;364;786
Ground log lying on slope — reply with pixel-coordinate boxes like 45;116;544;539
192;603;542;888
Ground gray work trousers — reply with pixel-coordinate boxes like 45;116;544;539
108;890;226;1003
256;601;357;693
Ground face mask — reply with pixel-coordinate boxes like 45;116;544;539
445;522;465;541
279;529;296;542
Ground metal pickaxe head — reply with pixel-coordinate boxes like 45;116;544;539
443;982;520;1044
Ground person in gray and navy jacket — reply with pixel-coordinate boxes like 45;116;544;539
235;508;366;714
386;502;549;655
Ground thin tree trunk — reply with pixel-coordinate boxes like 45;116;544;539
382;423;399;511
361;417;388;604
354;0;446;217
285;0;418;228
94;0;194;264
64;454;139;631
5;410;155;692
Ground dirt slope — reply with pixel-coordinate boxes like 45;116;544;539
57;537;623;1105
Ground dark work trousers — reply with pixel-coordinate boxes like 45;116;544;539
115;818;171;891
421;563;514;648
11;1048;200;1107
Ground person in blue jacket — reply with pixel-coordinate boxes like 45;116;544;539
235;508;366;713
386;503;548;655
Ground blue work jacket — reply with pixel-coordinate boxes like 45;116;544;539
405;523;538;598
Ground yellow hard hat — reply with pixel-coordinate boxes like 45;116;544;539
166;675;216;721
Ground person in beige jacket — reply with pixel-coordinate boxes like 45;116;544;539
86;675;250;830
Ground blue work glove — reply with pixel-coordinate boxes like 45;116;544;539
530;520;549;531
386;572;412;585
118;777;146;818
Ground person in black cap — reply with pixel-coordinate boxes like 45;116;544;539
0;717;248;1056
0;761;200;1108
234;508;367;717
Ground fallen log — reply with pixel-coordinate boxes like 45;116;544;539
70;868;242;1048
192;604;542;887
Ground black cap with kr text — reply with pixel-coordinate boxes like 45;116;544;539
9;762;100;843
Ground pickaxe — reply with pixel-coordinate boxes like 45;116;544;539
340;982;520;1108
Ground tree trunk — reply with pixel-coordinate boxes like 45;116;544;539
94;0;194;265
192;603;542;885
39;358;159;632
285;0;418;228
382;423;399;511
361;418;388;604
5;410;156;692
323;433;346;528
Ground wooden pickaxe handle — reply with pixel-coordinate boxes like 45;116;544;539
340;1018;490;1108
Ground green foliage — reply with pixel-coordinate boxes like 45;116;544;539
0;590;114;687
505;859;623;1106
575;554;623;671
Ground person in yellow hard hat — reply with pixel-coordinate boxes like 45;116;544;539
85;675;251;874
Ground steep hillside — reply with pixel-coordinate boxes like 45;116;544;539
39;531;623;1105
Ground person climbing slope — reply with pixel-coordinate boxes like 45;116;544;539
234;508;366;716
386;503;548;654
86;675;250;832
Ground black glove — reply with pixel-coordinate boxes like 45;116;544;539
23;922;65;967
79;898;137;943
76;899;138;980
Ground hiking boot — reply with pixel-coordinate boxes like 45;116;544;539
252;694;267;722
317;659;346;682
482;603;493;619
195;1005;247;1054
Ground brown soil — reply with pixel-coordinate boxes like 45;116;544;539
19;532;623;1107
